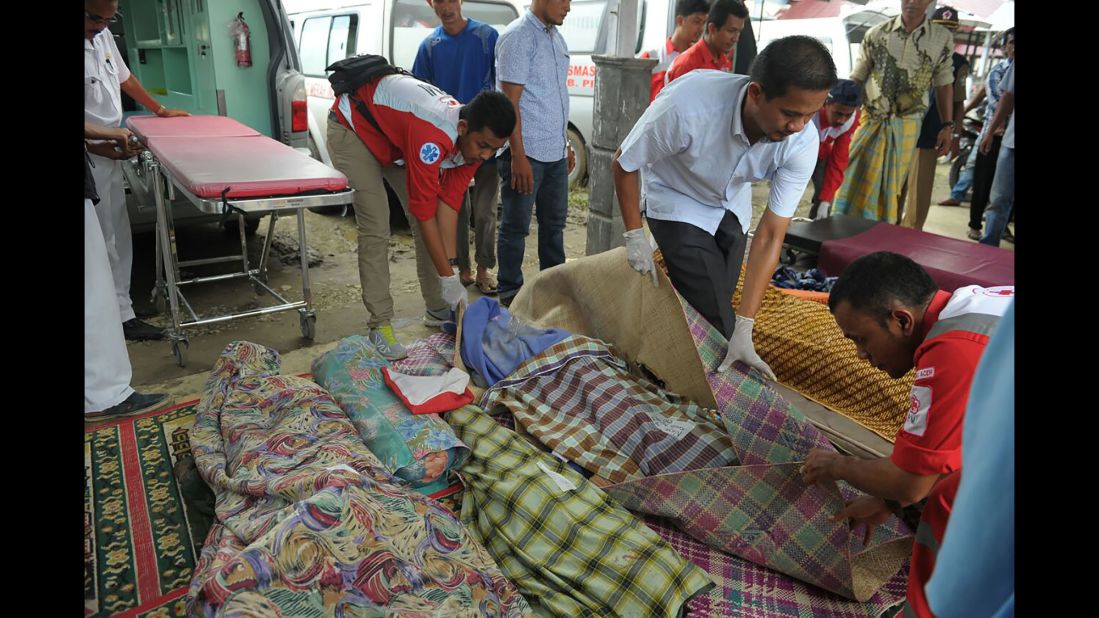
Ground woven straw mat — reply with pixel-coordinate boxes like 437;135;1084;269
654;250;913;441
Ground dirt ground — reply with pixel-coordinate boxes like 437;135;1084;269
127;159;1010;396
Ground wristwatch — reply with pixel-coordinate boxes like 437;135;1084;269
939;120;954;130
447;257;459;267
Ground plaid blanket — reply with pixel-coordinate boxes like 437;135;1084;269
644;516;908;617
605;302;914;601
447;405;715;617
480;335;736;484
188;341;531;617
391;332;459;376
496;251;913;602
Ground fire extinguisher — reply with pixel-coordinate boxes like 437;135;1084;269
230;12;252;68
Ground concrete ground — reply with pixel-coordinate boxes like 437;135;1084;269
126;157;1011;399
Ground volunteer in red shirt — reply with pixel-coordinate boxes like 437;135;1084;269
327;73;515;360
639;0;710;102
800;251;1013;617
809;79;861;220
664;0;747;85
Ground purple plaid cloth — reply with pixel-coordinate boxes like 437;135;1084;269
390;332;458;376
643;516;908;618
603;299;913;601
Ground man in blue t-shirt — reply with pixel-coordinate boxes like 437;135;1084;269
413;0;501;296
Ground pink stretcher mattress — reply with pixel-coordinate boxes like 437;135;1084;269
126;115;348;199
818;223;1014;292
126;114;261;141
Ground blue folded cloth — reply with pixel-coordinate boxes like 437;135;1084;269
459;297;571;388
771;266;838;292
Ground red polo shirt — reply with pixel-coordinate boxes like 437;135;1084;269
640;38;682;102
891;286;1014;476
331;73;479;221
664;37;732;86
815;107;860;203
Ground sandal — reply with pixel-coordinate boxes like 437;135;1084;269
459;270;475;286
476;271;498;295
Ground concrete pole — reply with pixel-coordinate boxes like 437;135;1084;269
584;54;656;255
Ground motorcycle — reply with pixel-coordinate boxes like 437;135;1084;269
949;108;984;188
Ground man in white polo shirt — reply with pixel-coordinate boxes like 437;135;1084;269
613;36;836;379
85;0;189;341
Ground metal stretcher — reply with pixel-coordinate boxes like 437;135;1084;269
126;115;353;366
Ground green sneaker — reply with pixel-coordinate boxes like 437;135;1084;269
368;324;408;360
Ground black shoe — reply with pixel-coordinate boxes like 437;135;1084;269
499;294;515;309
133;305;160;318
1002;226;1015;244
85;391;173;424
123;318;166;341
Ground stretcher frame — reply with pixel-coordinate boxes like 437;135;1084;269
134;149;353;366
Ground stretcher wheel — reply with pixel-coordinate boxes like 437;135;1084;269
300;313;316;340
171;339;188;367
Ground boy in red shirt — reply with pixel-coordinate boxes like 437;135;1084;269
639;0;710;101
664;0;747;85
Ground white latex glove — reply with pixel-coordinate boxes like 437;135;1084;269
815;201;831;220
623;228;658;287
717;315;777;381
440;274;468;309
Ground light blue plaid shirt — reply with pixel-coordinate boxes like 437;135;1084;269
984;59;1012;120
495;10;570;163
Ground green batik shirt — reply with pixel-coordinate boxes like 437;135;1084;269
851;16;955;119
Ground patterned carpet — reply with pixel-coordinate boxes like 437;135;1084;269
83;399;465;618
84;401;203;618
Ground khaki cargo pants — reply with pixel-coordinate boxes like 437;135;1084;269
326;115;446;328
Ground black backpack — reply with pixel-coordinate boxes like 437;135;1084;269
325;54;411;133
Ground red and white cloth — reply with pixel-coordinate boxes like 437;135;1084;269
382;366;474;415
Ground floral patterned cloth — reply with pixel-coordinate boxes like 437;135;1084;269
312;335;469;494
188;340;531;617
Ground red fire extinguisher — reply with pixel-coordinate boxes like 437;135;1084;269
231;12;252;68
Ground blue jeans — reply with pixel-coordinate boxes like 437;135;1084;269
980;145;1014;247
496;153;569;299
950;149;975;201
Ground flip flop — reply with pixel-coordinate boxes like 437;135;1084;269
476;272;498;295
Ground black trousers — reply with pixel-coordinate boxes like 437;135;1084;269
969;134;1002;230
648;210;746;340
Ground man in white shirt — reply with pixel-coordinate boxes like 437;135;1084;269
613;36;836;379
85;0;189;341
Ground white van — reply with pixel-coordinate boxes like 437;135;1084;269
753;10;891;79
552;0;674;187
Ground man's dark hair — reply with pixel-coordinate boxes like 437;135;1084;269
750;35;837;99
706;0;748;30
828;252;939;325
1002;27;1014;46
676;0;711;18
460;91;516;138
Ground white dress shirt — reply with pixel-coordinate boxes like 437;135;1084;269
85;28;132;128
617;71;817;235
